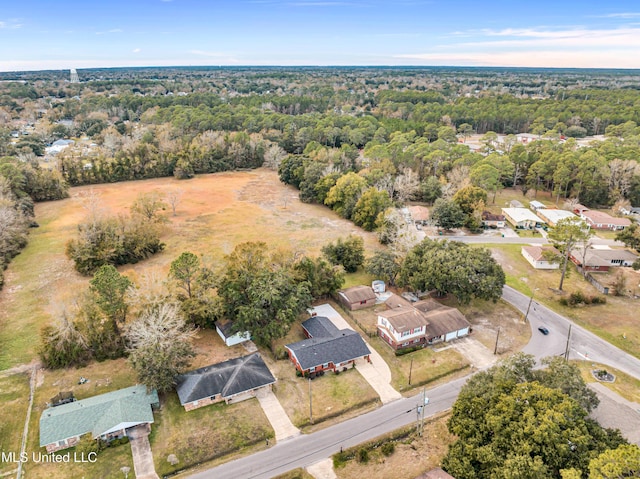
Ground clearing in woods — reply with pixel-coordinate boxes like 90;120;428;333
0;168;378;370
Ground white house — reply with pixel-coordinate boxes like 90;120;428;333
521;245;560;270
529;200;546;212
215;320;251;347
502;208;545;229
535;209;577;227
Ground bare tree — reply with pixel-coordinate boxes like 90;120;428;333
166;188;184;217
125;302;196;392
262;143;287;170
393;167;420;203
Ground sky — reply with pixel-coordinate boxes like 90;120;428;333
1;0;640;71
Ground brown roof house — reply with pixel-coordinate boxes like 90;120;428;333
409;205;430;225
521;245;560;270
570;248;638;272
175;353;275;411
377;294;471;350
481;211;505;228
338;285;377;311
579;210;631;230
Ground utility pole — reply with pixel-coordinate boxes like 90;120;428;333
309;377;313;425
564;324;572;361
524;288;538;323
494;327;500;355
416;388;428;436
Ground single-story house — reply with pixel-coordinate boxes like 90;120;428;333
408;205;430;225
377;294;470;350
215;319;251;347
285;316;371;375
570;248;637;272
579;210;631;230
569;249;612;272
481;211;506;228
521;245;560;270
529;200;546;212
501;208;545;229
39;385;159;453
175;353;275;411
516;133;540;144
510;200;524;208
535;209;577;227
338;285;377;311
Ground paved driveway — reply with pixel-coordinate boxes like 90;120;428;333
256;388;300;442
309;304;402;404
450;337;498;370
128;425;159;479
589;382;640;445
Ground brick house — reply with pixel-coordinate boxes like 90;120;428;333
175;353;275;411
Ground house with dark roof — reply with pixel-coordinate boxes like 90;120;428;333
285;316;370;375
481;211;505;228
337;285;377;311
214;319;251;347
175;353;275;411
39;385;159;453
377;294;470;350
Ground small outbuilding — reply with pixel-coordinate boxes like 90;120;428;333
337;285;377;311
215;319;251;347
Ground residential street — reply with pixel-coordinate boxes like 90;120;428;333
190;286;640;479
427;234;623;247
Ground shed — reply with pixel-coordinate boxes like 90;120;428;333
215;319;251;347
338;285;377;311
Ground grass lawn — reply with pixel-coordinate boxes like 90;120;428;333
24;358;137;479
0;373;30;474
264;349;380;430
488;243;640;359
575;361;640;403
334;413;454;479
274;469;315;479
0;169;379;371
150;391;273;477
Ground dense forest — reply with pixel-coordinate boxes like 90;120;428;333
2;66;640;288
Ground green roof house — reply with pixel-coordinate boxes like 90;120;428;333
39;385;159;453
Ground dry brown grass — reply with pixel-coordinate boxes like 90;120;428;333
0;169;378;370
334;413;454;479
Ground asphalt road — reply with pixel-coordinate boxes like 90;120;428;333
190;286;640;479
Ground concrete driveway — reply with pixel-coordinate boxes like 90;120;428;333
589;382;640;445
450;337;498;370
309;304;402;404
256;389;300;442
128;425;159;479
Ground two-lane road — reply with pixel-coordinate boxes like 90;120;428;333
190;286;640;479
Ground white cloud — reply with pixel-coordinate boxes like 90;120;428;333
395;50;640;69
133;48;141;53
0;19;23;29
593;12;640;18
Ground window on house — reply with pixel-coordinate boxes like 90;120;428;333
401;330;412;337
360;300;366;304
58;439;67;446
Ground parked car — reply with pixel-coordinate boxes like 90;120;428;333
538;326;550;335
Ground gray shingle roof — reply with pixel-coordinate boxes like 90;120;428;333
175;353;275;405
39;385;158;447
286;321;371;371
302;316;339;338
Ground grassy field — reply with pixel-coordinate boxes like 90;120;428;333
334;413;454;479
0;373;30;474
0;169;378;370
150;391;273;477
488;243;640;359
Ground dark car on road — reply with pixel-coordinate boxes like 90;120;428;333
538;326;550;335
